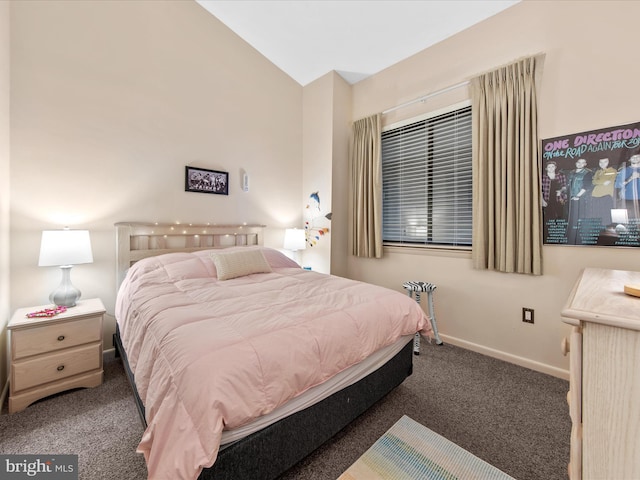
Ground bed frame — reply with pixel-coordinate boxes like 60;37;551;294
115;222;266;287
113;222;415;480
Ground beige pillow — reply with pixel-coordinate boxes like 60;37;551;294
211;249;272;280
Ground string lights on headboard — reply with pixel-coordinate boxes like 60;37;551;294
114;222;266;289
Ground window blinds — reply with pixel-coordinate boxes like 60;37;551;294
382;105;472;246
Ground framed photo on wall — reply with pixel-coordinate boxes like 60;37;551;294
185;166;228;195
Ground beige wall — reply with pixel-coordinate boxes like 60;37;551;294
301;73;334;273
301;71;351;275
348;0;640;378
1;1;11;398
9;1;303;348
8;0;640;383
330;72;351;277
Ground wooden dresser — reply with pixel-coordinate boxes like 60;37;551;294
8;298;105;413
561;268;640;479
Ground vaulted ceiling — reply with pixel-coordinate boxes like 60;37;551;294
196;0;521;86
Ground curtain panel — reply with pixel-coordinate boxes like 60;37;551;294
470;56;543;275
350;113;383;258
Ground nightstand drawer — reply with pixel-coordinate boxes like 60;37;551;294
12;342;102;392
12;316;102;360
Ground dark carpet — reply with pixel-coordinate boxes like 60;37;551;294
0;340;570;479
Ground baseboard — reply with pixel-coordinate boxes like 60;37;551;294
103;347;117;362
439;334;570;381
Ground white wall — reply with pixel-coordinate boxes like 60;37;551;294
348;0;640;378
9;0;303;348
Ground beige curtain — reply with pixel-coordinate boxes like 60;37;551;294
350;113;383;258
470;56;543;275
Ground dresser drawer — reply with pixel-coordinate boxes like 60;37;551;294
12;316;102;360
11;342;102;392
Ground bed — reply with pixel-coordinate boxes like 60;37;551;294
113;222;432;480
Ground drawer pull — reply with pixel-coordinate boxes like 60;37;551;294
57;365;65;371
57;335;65;341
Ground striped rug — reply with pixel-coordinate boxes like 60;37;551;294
338;415;515;480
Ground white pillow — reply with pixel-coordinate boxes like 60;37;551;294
210;249;272;280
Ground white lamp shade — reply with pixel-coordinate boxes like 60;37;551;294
283;228;306;251
38;229;94;267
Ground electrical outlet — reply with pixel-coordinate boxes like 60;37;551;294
522;307;534;324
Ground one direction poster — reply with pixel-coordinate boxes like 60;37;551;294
541;121;640;247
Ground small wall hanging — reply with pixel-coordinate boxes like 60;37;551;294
185;166;228;195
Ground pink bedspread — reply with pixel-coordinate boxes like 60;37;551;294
115;247;431;480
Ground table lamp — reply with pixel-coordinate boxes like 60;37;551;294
284;228;306;265
38;228;94;307
611;208;629;233
283;228;306;252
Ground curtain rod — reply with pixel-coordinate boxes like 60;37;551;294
382;80;470;115
381;53;544;116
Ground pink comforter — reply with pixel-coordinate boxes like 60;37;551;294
115;247;431;480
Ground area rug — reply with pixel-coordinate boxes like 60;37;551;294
338;415;515;480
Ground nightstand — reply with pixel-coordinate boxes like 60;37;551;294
7;298;105;413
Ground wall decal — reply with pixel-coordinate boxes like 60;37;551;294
305;191;331;247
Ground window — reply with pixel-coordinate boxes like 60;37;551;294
381;104;472;247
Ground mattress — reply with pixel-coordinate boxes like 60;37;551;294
220;334;412;445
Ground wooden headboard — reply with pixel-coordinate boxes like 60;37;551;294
115;222;266;288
